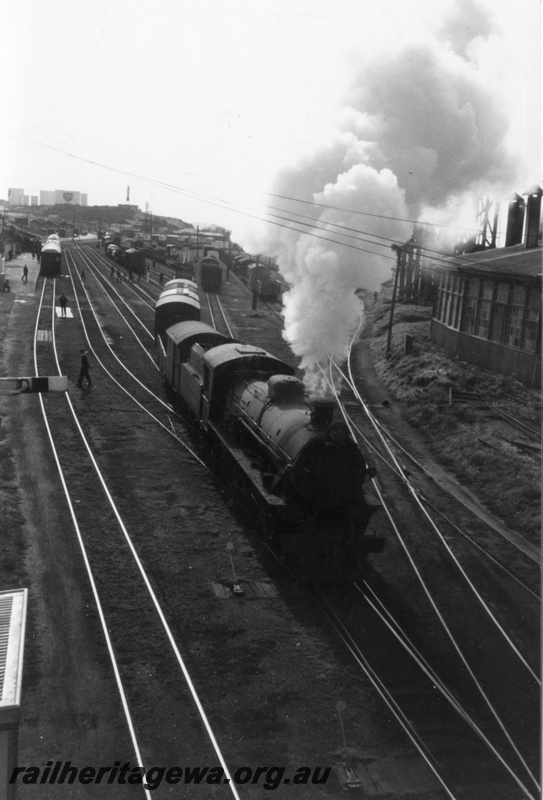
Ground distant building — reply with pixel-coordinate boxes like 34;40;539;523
40;190;56;205
39;190;88;206
8;188;27;205
8;187;89;206
429;191;542;387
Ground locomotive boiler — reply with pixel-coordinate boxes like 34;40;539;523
159;321;382;581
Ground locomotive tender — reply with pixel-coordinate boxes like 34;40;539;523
157;320;381;581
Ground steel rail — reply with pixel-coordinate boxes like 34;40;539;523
34;279;153;799
315;593;459;800
73;246;156;337
76;243;157;307
213;294;234;338
358;400;539;565
43;275;242;800
261;543;460;799
64;251;209;471
336;356;540;685
319;358;540;793
352;579;537;799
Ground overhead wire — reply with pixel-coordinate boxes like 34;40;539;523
3;126;498;270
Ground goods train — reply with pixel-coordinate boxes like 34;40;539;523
104;242;146;277
143;245;195;281
228;254;282;299
246;263;281;300
123;248;146;276
40;235;62;277
156;319;382;582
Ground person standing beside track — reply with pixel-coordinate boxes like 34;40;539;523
59;294;68;316
22;265;28;284
77;349;92;389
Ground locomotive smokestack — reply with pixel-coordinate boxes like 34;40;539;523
309;397;335;428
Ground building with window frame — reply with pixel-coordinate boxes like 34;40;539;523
430;245;541;387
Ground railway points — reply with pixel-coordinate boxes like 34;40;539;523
0;238;538;799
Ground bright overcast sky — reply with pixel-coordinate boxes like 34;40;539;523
1;0;540;242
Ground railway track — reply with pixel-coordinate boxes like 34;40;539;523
206;292;234;338
21;241;538;798
309;340;540;796
32;269;241;798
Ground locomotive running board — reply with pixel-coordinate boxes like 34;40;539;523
207;422;286;508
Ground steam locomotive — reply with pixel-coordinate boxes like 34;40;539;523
157;317;382;581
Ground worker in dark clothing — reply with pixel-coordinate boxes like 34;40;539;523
22;265;28;284
59;294;68;316
77;349;92;388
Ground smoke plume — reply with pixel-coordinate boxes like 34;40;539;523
260;0;523;394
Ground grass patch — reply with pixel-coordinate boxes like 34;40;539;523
369;301;541;541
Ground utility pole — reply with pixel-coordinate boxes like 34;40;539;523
1;207;5;256
226;230;231;281
196;226;199;261
386;244;403;359
0;208;5;281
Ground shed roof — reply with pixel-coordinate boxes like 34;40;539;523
0;589;27;715
204;343;294;374
156;292;200;311
435;244;542;280
166;320;230;348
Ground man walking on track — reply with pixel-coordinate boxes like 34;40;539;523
77;349;92;388
59;294;68;316
22;265;28;284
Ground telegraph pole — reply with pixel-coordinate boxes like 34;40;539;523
0;208;5;282
386;244;403;358
226;231;231;281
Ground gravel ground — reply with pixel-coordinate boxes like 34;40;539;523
0;249;538;799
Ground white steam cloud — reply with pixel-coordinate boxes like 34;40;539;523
248;0;528;394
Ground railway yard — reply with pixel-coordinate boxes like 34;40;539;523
0;241;540;799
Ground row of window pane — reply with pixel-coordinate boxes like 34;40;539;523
437;274;540;353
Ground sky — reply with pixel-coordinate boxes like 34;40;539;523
2;0;541;388
2;1;539;226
